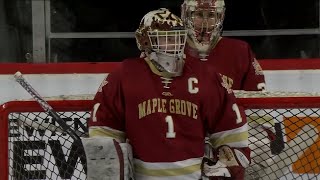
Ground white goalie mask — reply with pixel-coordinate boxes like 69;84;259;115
181;0;225;58
135;8;187;76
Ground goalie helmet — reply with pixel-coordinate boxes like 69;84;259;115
135;8;187;76
181;0;225;59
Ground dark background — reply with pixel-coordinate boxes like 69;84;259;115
1;0;319;62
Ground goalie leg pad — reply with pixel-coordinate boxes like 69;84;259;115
120;142;135;180
81;137;134;180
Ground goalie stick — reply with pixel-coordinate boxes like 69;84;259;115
14;71;85;145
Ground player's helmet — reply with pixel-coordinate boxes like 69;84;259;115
135;8;187;76
181;0;225;59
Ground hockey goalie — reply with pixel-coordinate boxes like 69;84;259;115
82;7;251;180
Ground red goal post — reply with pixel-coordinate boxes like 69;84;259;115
0;91;320;180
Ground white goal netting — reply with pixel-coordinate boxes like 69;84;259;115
1;91;320;180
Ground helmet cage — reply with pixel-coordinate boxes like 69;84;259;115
135;8;187;76
148;30;187;57
135;8;187;58
182;0;225;52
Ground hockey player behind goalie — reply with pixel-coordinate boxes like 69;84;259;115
181;0;266;91
181;1;279;178
84;8;250;180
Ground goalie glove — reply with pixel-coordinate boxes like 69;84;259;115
201;145;250;180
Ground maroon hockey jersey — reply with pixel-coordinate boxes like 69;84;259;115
185;37;266;91
88;57;249;179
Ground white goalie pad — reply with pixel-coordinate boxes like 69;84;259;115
81;137;134;180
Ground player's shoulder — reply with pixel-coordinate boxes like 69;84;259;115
117;57;146;73
122;57;144;67
204;66;233;92
198;62;222;82
184;59;233;93
184;57;211;77
185;58;218;77
220;37;251;50
207;69;223;83
105;57;144;80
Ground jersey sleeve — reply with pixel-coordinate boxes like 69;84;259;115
203;73;250;180
88;67;126;142
205;73;249;150
241;44;266;91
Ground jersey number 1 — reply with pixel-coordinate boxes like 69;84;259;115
232;103;243;124
165;115;176;138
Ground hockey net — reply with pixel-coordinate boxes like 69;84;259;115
0;91;320;180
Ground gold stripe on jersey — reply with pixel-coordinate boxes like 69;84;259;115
209;123;249;148
248;115;275;126
89;126;125;142
209;131;248;148
134;158;201;177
